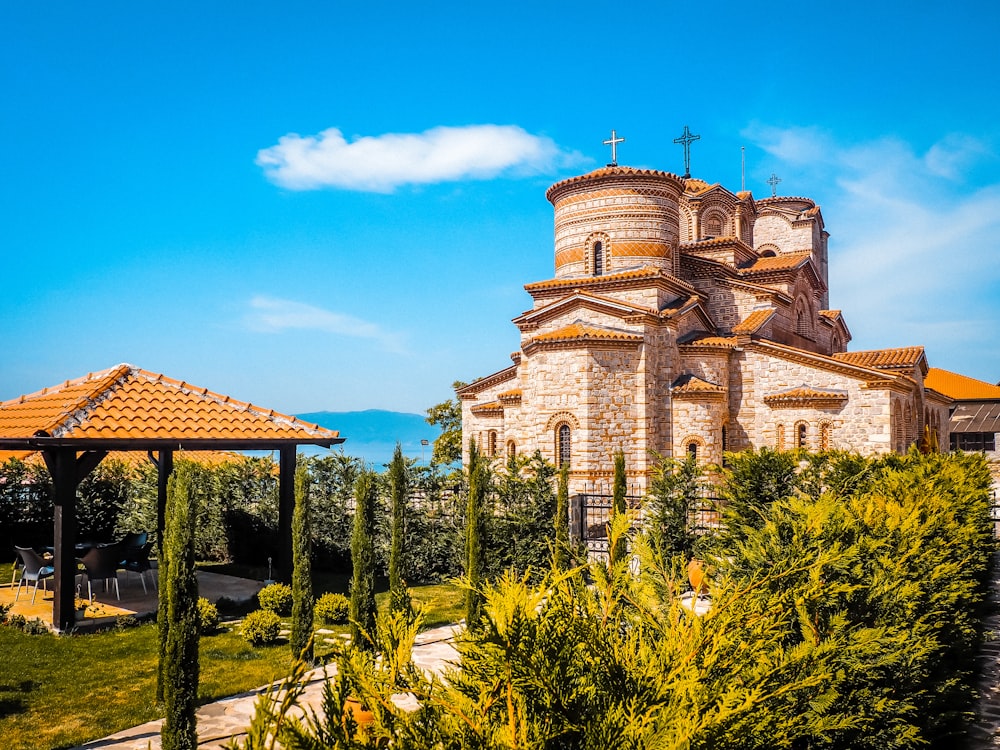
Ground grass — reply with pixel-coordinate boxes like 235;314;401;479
0;561;463;750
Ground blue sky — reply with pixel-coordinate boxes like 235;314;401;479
3;1;999;419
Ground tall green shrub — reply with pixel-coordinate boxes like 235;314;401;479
645;452;702;563
464;440;489;630
160;461;201;750
553;463;570;571
290;460;314;662
350;469;378;650
609;450;627;566
488;451;556;579
387;443;411;616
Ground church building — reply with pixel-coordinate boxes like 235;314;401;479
457;150;951;494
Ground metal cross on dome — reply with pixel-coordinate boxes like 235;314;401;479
767;172;782;197
603;129;625;166
673;125;700;178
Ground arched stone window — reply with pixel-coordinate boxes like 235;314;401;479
795;297;811;338
721;424;727;453
776;423;785;451
705;216;723;237
487;431;497;457
506;440;516;460
820;422;832;451
893;399;904;452
796;421;808;449
687;442;698;460
593;241;603;276
557;423;571;468
585;233;610;276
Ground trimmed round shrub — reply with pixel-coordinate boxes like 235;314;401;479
241;609;281;646
257;582;293;616
315;592;350;625
197;597;220;634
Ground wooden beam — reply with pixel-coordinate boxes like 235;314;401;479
277;447;296;583
44;448;108;632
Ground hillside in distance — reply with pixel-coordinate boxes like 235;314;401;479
296;409;441;467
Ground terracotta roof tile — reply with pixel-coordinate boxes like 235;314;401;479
819;310;842;319
732;309;774;334
677;333;738;349
740;251;813;273
524;267;664;293
0;364;341;444
925;368;1000;401
546;166;685;201
831;347;925;372
529;323;644;345
671;374;725;396
763;386;848;408
470;401;504;417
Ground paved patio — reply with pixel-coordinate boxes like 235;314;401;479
1;567;263;631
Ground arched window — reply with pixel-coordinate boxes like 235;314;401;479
795;299;811;338
487;431;497;457
721;425;727;453
593;241;603;276
506;440;516;460
687;442;698;460
797;422;808;449
776;423;785;451
705;215;723;237
557;424;571;468
820;422;831;451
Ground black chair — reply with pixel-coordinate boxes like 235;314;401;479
121;531;148;549
14;546;54;603
79;542;123;601
121;541;156;593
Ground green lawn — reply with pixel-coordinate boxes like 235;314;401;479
0;561;463;750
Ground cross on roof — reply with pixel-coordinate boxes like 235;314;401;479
672;125;700;178
603;129;625;166
767;172;782;197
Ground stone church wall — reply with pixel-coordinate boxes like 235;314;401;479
731;347;893;455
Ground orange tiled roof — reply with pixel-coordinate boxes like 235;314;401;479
678;334;738;349
925;368;1000;401
831;347;925;372
529;323;644;345
0;449;247;468
546;166;685;201
732;309;774;335
671;374;725;396
819;309;842;319
763;386;848;408
740;251;813;273
470;401;504;417
0;364;341;446
524;267;664;293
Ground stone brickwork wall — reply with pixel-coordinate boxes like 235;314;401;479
548;170;685;279
732;347;893;454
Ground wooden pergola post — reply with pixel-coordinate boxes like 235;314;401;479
43;447;107;632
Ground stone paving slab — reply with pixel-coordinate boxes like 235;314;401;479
73;623;460;750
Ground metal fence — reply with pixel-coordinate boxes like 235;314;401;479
568;493;723;563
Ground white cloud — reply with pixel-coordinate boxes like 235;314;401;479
256;124;580;192
245;296;407;353
745;125;1000;378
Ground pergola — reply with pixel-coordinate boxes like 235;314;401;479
0;364;343;631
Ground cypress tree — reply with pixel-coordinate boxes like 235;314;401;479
553;463;570;570
350;469;378;650
610;450;628;566
465;440;488;630
290;459;314;662
388;442;411;616
161;462;200;750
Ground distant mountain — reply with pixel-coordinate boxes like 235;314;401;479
295;409;441;467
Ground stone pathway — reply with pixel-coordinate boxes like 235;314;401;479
74;623;461;750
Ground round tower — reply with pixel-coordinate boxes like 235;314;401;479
545;166;686;279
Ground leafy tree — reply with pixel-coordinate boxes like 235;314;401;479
290;460;314;663
464;439;489;630
553;463;570;570
160;461;201;750
488;451;557;579
609;450;628;565
309;451;362;567
387;443;412;617
350;469;378;650
645;452;703;563
425;381;466;465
